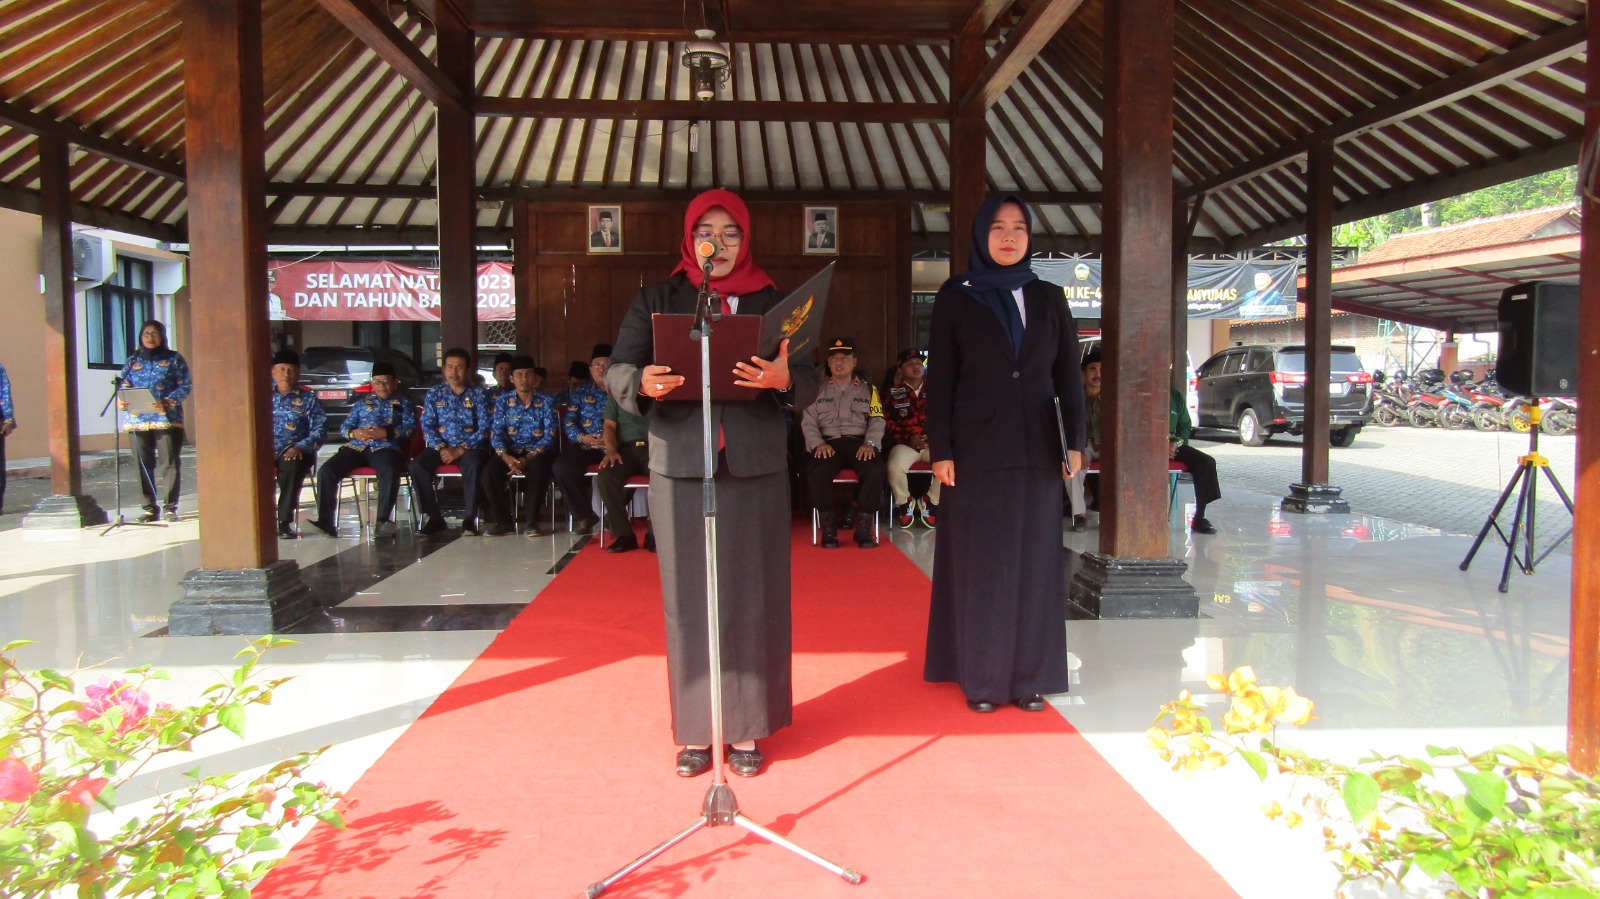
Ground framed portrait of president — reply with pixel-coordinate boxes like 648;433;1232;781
587;205;623;253
803;206;837;255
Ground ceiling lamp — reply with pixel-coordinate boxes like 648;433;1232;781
681;29;731;101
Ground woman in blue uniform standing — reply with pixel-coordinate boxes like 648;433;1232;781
116;320;192;522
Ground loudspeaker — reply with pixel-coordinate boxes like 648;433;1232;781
1496;280;1578;397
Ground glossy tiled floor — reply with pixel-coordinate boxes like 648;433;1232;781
0;478;1573;898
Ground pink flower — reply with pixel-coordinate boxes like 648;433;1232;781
0;757;39;803
62;777;109;807
74;677;152;735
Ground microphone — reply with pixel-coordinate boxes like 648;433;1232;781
695;237;721;262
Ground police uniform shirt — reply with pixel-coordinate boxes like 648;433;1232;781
343;394;417;452
422;383;491;449
491;390;557;455
801;376;885;451
117;353;193;431
271;386;327;455
562;382;607;443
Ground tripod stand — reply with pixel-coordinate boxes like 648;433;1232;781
1460;403;1574;593
586;258;861;897
100;380;162;536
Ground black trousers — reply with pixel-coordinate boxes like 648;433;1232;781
0;431;7;513
480;450;556;527
315;446;405;523
1174;443;1222;513
806;436;887;514
131;429;183;513
596;442;651;538
410;446;492;522
274;453;314;525
553;443;606;521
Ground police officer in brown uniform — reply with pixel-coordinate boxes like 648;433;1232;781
801;337;887;548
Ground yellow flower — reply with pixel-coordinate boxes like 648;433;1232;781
1206;673;1229;692
1284;811;1303;829
1227;666;1258;694
1261;801;1284;820
1146;727;1171;750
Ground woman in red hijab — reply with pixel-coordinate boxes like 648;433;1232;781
606;189;821;778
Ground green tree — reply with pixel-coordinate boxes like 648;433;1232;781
1332;167;1576;252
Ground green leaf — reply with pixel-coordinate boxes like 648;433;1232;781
218;704;246;737
1238;748;1268;781
1342;772;1381;821
166;883;197;899
1527;885;1600;898
1459;769;1509;819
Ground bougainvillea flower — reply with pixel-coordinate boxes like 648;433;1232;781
62;777;110;807
75;677;153;735
0;757;39;802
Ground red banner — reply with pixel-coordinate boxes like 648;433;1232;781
267;261;515;321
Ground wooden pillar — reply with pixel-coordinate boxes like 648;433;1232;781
171;0;311;635
25;137;106;529
1282;141;1349;514
435;8;476;359
948;24;987;273
1568;6;1600;775
37;138;82;496
1068;0;1195;619
513;200;538;356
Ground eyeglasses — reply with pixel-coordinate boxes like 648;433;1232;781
692;228;743;245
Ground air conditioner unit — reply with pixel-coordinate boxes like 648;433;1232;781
70;232;114;283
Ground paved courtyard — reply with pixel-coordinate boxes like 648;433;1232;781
1197;423;1578;553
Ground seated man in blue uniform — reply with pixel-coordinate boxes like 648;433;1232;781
269;350;326;539
305;362;415;538
480;355;559;537
552;343;611;534
412;347;493;535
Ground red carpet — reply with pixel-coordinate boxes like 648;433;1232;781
257;525;1237;898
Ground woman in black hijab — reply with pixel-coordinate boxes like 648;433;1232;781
923;195;1087;713
116;319;192;521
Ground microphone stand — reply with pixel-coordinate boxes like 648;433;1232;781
99;378;161;536
587;258;862;896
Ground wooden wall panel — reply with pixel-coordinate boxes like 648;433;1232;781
515;199;909;383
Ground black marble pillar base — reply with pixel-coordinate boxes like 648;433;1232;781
1281;482;1350;514
22;493;109;529
170;561;314;636
1067;552;1199;620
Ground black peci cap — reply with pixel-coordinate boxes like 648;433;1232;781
371;362;397;379
271;349;300;367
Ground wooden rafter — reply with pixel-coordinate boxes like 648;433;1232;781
315;0;466;112
959;0;1086;114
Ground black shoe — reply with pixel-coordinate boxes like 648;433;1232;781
728;746;764;777
605;534;639;553
277;522;296;539
138;509;160;523
966;699;997;713
1071;514;1087;533
819;512;839;549
675;747;711;777
460;520;480;537
644;531;656;552
854;512;878;548
419;515;447;535
1190;516;1217;535
485;522;513;537
1014;695;1047;712
304;518;338;538
523;521;550;536
572;513;599;535
165;508;180;522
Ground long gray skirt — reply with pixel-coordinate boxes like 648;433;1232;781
924;465;1069;702
651;465;793;745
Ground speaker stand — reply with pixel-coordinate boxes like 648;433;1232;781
1459;404;1574;593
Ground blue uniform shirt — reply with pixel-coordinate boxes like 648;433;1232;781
0;362;13;425
271;386;327;455
342;393;416;452
117;352;192;431
491;390;557;455
563;382;607;443
421;383;491;449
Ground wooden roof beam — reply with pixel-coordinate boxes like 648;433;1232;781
475;97;948;124
316;0;466;112
0;100;183;181
1184;21;1585;199
960;0;1087;114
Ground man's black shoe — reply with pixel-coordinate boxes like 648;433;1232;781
305;518;338;538
966;699;997;713
485;522;513;537
605;535;639;553
819;511;839;549
138;509;160;523
277;522;296;539
572;513;599;535
1014;695;1047;712
1071;514;1088;532
854;512;877;548
419;515;447;535
644;531;656;552
1190;516;1217;535
460;520;480;537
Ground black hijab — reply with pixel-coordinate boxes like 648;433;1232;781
134;319;176;362
941;194;1036;359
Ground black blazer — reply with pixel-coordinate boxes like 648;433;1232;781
925;278;1086;472
607;274;821;478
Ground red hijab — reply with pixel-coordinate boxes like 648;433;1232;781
670;188;776;298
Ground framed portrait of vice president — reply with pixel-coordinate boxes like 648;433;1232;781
803;206;837;255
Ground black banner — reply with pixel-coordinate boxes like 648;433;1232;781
1032;258;1299;319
